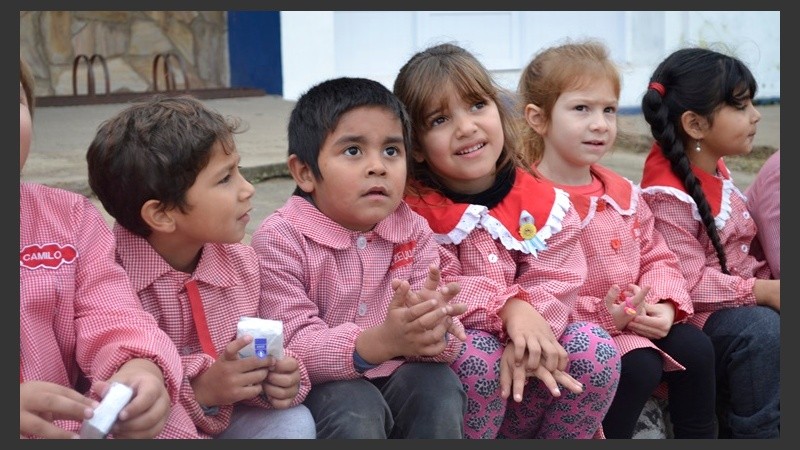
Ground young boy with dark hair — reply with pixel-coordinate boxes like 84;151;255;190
251;77;468;438
20;58;198;439
86;95;315;439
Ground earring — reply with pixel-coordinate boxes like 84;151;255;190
695;140;702;153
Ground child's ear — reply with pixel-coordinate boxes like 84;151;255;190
141;199;176;233
524;103;547;135
287;154;315;194
680;110;709;140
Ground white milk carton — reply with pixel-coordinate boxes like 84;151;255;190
236;316;284;359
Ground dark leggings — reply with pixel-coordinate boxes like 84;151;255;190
602;323;716;438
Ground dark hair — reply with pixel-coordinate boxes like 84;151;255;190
20;57;35;117
642;47;757;274
518;39;620;166
87;95;241;237
393;42;524;195
288;77;412;195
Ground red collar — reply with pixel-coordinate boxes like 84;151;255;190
406;168;556;240
640;143;730;217
405;168;569;255
553;164;634;220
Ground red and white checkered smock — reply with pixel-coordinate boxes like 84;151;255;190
405;168;586;341
20;183;198;438
640;144;772;329
556;165;691;371
251;196;465;385
113;224;311;438
746;150;780;279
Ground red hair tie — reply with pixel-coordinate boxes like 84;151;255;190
648;82;666;97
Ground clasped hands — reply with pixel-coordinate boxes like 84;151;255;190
498;299;584;403
605;283;674;339
383;264;467;358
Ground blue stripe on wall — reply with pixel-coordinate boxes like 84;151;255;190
227;11;283;96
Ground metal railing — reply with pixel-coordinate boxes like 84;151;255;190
72;54;110;96
152;52;189;92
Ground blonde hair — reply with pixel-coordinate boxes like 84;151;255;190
517;39;620;165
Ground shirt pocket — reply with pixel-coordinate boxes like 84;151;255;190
20;263;77;319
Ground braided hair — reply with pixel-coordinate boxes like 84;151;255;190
641;47;757;274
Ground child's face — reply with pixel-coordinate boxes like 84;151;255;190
695;99;761;159
20;82;31;173
304;105;406;232
171;142;255;244
539;78;618;175
416;86;504;194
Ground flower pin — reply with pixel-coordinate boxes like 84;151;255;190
518;210;547;254
518;211;538;240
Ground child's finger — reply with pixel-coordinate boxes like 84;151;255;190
552;370;583;395
408;299;442;328
439;281;461;301
389;279;412;309
603;284;621;310
528;366;561;397
420;264;442;293
221;334;254;361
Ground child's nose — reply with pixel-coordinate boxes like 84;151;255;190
240;174;255;198
366;153;388;175
590;112;609;131
455;115;477;137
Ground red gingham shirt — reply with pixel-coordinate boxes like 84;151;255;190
641;146;771;329
745;150;780;279
251;196;464;384
20;183;198;438
559;165;691;371
406;168;585;340
113;224;311;437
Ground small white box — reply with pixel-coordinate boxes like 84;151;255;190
236;316;284;359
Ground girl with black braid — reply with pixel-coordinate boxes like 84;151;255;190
639;47;779;439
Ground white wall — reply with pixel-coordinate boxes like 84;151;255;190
280;11;779;110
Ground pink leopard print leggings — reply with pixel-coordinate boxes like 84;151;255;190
451;322;620;439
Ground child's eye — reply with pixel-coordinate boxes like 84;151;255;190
430;116;446;127
604;106;617;114
220;173;232;184
575;105;588;112
344;146;361;156
472;101;486;111
384;146;402;157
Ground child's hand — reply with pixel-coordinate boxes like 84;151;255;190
604;283;650;331
104;358;171;438
385;279;460;357
261;356;302;409
190;335;274;410
499;341;583;402
755;279;780;312
500;298;567;373
20;380;98;439
626;301;675;339
410;264;466;341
